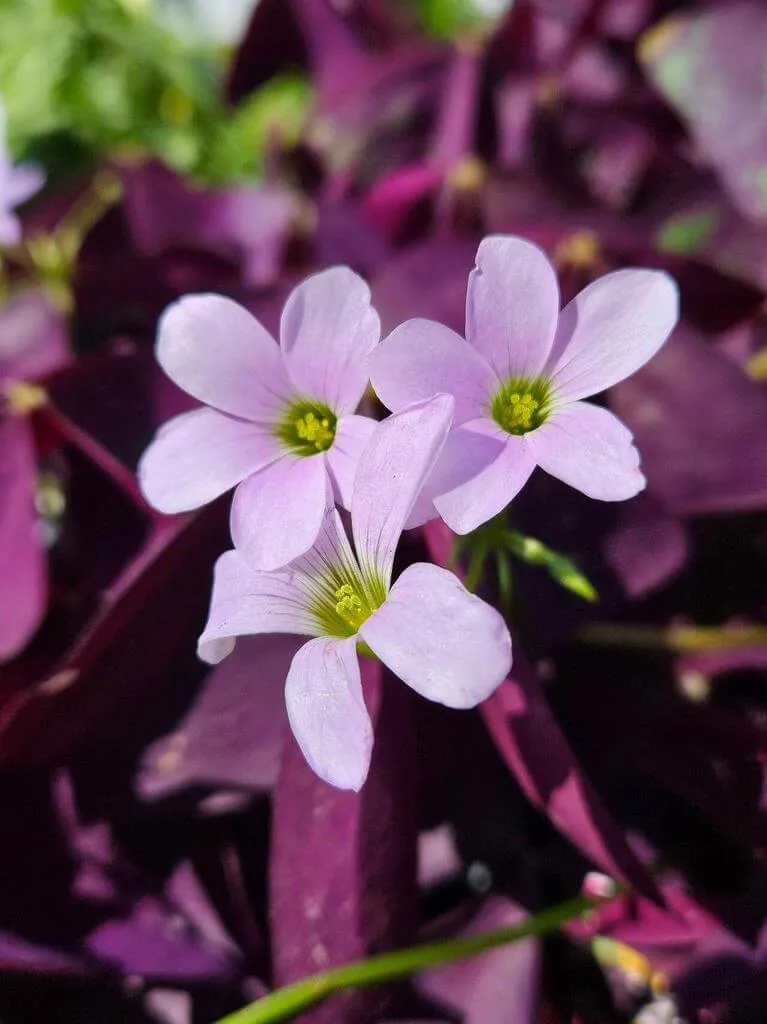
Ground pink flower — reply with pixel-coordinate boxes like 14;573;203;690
0;106;44;246
197;396;512;791
370;235;679;533
139;267;381;570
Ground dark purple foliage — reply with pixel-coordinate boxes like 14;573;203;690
3;1;767;1022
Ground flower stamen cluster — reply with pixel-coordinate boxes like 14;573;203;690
490;377;551;435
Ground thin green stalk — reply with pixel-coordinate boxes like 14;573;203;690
578;622;767;653
214;893;606;1024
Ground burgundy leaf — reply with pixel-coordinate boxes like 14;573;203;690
0;291;69;382
611;325;767;516
640;2;767;223
417;897;541;1024
423;519;663;902
0;416;46;663
137;635;298;800
269;657;417;1023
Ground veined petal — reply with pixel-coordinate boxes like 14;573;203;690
526;401;645;500
280;267;380;415
371;319;496;424
432;420;536;534
157;294;294;421
197;550;318;665
138;408;282;514
466;236;560;380
360;562;511;708
325;414;377;510
548;269;679;401
352;395;453;589
284;636;373;791
230;453;331;572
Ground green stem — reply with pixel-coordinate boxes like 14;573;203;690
214;893;605;1024
578;622;767;653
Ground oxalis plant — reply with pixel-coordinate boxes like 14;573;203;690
138;234;679;1022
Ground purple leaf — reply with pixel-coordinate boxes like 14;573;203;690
137;635;297;800
604;492;689;597
417;897;540;1024
423;519;663;902
85;897;234;982
611;325;767;515
0;504;227;765
122;163;295;289
640;2;767;223
269;657;417;1023
0;290;69;381
0;416;46;663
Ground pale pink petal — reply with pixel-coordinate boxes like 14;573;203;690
371;319;496;424
432;420;536;534
156;294;294;421
324;414;377;510
466;236;560;380
548;269;679;401
230;453;331;571
359;562;511;708
7;164;45;207
279;266;380;414
526;401;645;500
291;508;361;593
138;408;282;514
284;636;373;791
0;209;20;246
352;395;453;588
197;550;317;664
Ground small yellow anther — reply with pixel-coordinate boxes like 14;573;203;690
554;230;603;270
3;380;47;417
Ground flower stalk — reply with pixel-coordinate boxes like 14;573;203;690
214;892;614;1024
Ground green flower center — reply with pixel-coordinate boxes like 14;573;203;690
490;377;552;436
310;570;385;639
276;400;337;455
333;583;371;631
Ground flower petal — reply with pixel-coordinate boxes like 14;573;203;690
359;562;511;708
138;408;282;514
352;395;453;588
548;268;679;401
280;266;380;414
371;318;496;424
156;294;293;421
526;401;645;500
432;421;536;534
197;550;317;664
325;414;377;510
284;636;373;791
7;163;45;207
466;235;560;380
230;453;331;571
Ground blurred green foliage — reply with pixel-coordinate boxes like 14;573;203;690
0;0;501;185
0;0;310;184
416;0;502;39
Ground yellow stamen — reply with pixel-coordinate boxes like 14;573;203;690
554;229;602;270
334;583;367;631
295;412;335;451
3;380;47;416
